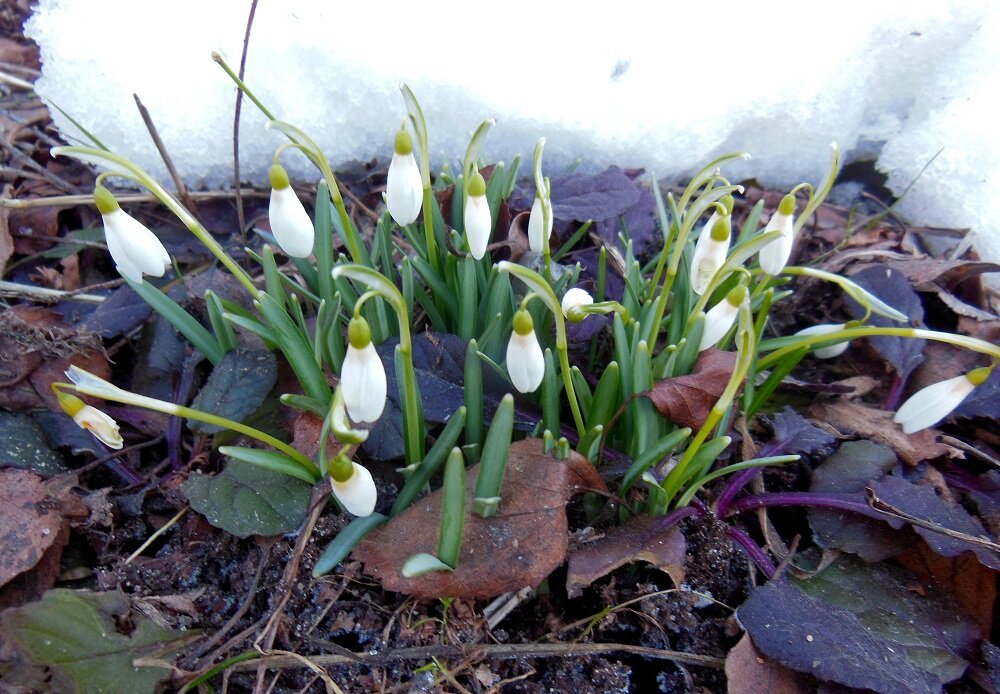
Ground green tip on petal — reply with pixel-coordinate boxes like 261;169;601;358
512;308;534;336
348;315;372;349
778;193;797;216
56;390;86;417
726;285;748;306
330;452;353;482
467;171;486;197
968;365;994;387
394;128;414;155
269;163;290;190
710;213;731;242
93;186;119;215
721;194;735;215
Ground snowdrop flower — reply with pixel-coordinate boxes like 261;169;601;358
758;193;797;275
561;287;594;322
893;367;990;434
56;390;123;449
94;186;170;283
506;308;545;393
330;457;377;517
341;315;387;423
464;171;491;259
699;286;748;351
386;127;423;226
690;207;732;295
795;323;850;359
527;192;553;254
267;163;314;258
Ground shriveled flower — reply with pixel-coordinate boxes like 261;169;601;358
506;308;545;393
464;171;491;259
386;127;423;226
341;315;387;423
758;192;797;275
893;368;990;434
527;193;553;254
699;285;748;351
56;390;123;449
94;186;170;283
561;287;594;322
330;458;377;517
268;163;315;258
795;323;850;359
690;207;732;295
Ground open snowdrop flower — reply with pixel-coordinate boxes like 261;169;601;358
699;286;748;351
386;127;423;226
329;454;377;517
464;171;491;259
506;308;545;393
341;315;387;423
56;390;123;449
690;205;732;295
795;323;850;359
267;163;315;258
94;186;170;283
527;192;553;254
893;367;990;434
758;192;797;275
561;287;594;322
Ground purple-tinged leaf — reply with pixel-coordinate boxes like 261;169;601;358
766;407;835;456
594;185;659;258
188;349;277;434
549;167;641;223
738;553;977;693
844;265;925;381
869;474;1000;569
80;284;150;338
808;440;909;561
954;366;1000;420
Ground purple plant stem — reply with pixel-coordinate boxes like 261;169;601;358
725;492;888;522
884;373;905;411
656;504;703;531
726;525;776;579
103;456;144;486
714;468;762;516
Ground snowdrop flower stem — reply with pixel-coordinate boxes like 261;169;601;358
759;326;1000;370
52;146;259;299
794;143;839;236
56;367;319;477
530;139;554;278
332;264;424;465
498;262;586;437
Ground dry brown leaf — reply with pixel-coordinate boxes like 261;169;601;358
644;349;737;429
566;514;685;598
9;204;62;255
809;400;960;465
897;540;996;639
725;633;811;694
355;438;608;598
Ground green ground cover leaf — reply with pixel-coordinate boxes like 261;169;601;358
188;349;277;434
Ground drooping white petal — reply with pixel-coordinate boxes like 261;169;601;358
795;323;850;359
268;185;315;258
506;329;545;393
699;299;740;351
331;462;377;517
72;405;123;449
102;209;170;282
464;193;491;260
893;374;975;434
386;151;423;226
341;342;387;423
561;287;594;320
689;214;729;295
758;210;795;275
527;195;552;254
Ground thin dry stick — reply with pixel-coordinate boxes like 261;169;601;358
133;94;202;220
0;189;266;209
233;0;260;248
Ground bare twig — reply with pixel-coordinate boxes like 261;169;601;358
0;189;266;209
0;280;106;303
133;94;201;220
232;0;260;248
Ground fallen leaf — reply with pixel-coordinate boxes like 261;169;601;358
897;541;996;639
80;284;152;339
0;589;188;693
355;438;608;598
0;471;75;589
566;514;684;598
725;633;810;694
0;412;66;474
766;407;835;456
644;349;738;429
9;204;62;255
808;400;959;465
0;185;17;274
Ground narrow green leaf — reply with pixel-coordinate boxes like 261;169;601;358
312;513;388;577
256;293;330;402
391;407;467;517
472;393;514;517
125;277;224;364
437;448;467;568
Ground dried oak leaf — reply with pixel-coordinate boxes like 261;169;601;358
725;633;811;694
808;400;959;465
566;514;685;598
355;438;608;598
643;349;737;429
